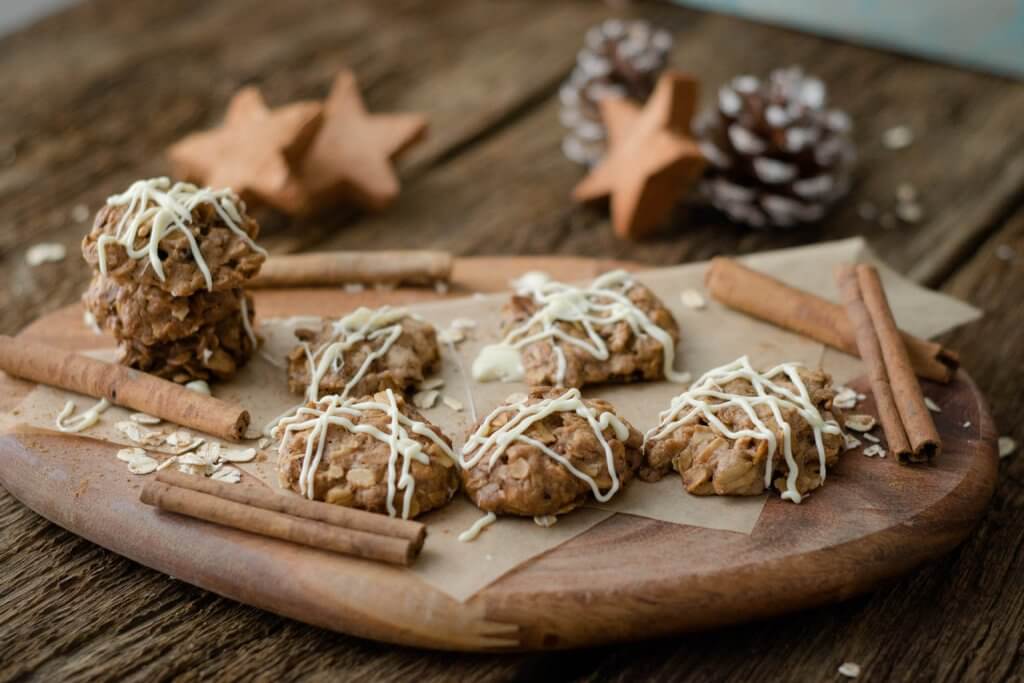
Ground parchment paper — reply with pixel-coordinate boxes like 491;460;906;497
10;237;981;602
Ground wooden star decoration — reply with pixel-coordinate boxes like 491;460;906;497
572;71;705;240
168;87;323;214
298;69;427;212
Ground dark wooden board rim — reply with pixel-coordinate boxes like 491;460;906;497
0;256;1000;652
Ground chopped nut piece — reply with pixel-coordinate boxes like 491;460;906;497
185;380;212;396
679;288;706;310
999;436;1017;459
129;412;162;425
346;468;378;488
924;396;941;412
844;414;877;432
26;242;66;266
533;515;558;528
843;433;862;451
418;377;445;391
863;444;886;458
863;432;880;443
222;447;257;463
211;466;241;484
833;386;859;410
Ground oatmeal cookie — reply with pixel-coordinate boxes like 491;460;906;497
287;310;439;398
83;274;248;347
501;277;680;388
82;200;265;297
460;387;643;517
277;391;458;519
642;362;844;500
116;298;257;383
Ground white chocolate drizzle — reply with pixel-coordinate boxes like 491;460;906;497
646;356;842;504
274;389;454;519
472;270;687;385
56;398;110;433
458;511;496;542
239;295;258;348
97;177;267;291
300;306;409;403
461;387;630;504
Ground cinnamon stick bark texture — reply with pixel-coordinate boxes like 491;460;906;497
248;250;453;288
705;257;958;382
140;480;416;566
0;336;249;441
853;264;942;462
156;469;425;550
836;265;912;460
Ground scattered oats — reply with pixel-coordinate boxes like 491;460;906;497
26;242;66;266
177;462;214;476
116;447;148;462
438;327;465;345
434;281;449;295
896;202;923;224
130;412;162;425
856;201;878;221
999;436;1017;459
257;437;271;449
844;414;877;432
506;392;528;404
533;515;558;528
116;447;158;475
963;421;971;429
413;389;440;410
185;380;211;396
157;456;178;471
833;386;860;410
838;661;861;678
71;203;91;223
115;420;164;446
879;212;897;230
221;447;256;463
863;432;880;443
343;282;365;293
211;466;242;484
418;377;445;391
924;396;941;412
863;444;886;458
442;395;464;411
679;288;706;310
843;433;862;451
165;429;194;449
83;310;102;335
883;125;914;150
451;318;478;331
995;244;1016;261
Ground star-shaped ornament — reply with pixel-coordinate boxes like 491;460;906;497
572;71;705;239
168;88;323;214
298;69;427;212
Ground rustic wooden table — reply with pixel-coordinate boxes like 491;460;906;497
2;1;1022;680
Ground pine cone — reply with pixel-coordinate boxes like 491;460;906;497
559;18;673;166
696;67;855;229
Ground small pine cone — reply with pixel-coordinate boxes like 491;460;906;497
696;67;855;229
559;18;673;166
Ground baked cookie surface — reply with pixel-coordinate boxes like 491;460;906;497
474;270;683;389
643;357;844;503
460;387;643;517
287;306;439;400
276;390;458;519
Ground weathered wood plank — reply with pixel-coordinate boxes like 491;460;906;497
0;0;613;335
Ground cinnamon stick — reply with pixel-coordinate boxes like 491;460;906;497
248;250;453;289
0;336;248;441
836;265;912;460
705;257;959;383
854;264;942;462
140;479;417;566
156;469;425;550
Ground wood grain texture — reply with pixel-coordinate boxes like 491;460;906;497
1;0;1023;679
0;260;999;654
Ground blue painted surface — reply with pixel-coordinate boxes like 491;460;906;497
674;0;1024;78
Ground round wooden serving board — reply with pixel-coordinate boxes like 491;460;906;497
0;256;999;652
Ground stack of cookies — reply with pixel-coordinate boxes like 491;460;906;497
81;178;267;384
